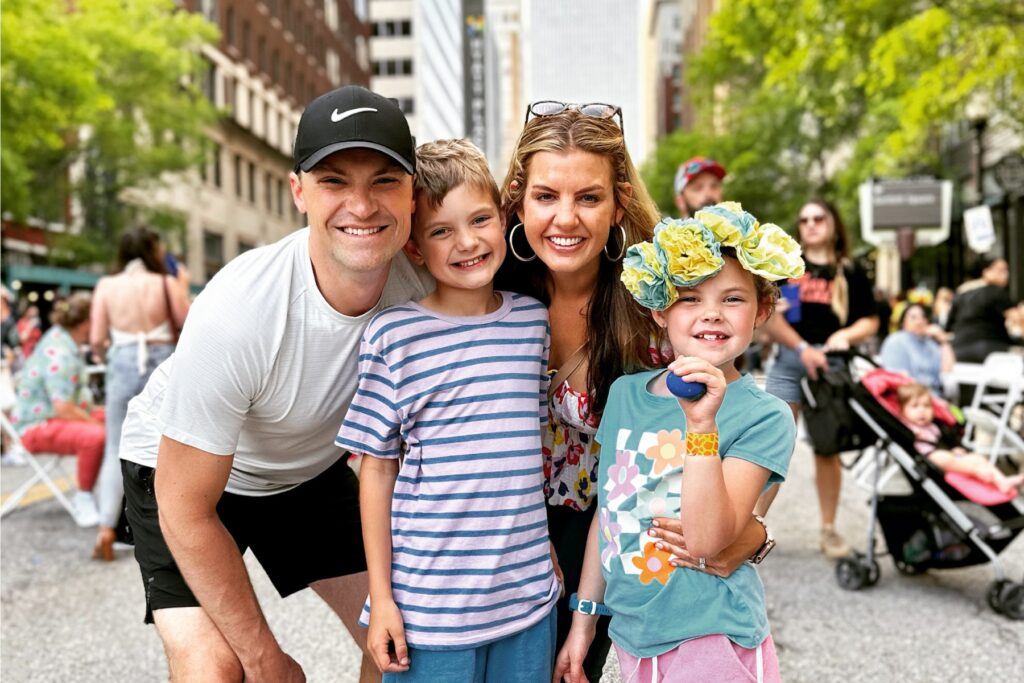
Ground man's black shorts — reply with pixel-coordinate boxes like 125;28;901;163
122;457;366;624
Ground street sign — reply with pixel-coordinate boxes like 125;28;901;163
963;205;996;253
858;178;953;247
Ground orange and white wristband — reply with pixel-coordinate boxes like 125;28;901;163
685;431;719;457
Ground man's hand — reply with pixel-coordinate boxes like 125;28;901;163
553;621;595;683
243;650;305;683
649;515;765;577
368;600;410;674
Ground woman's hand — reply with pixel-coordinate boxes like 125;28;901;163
648;516;764;577
799;344;828;380
666;356;726;433
823;330;850;352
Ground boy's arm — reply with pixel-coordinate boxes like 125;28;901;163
359;455;409;674
553;513;605;683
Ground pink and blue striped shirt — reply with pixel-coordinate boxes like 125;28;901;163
336;291;559;649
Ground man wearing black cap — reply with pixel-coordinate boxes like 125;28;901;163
118;86;432;682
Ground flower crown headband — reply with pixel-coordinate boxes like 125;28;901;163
621;201;805;311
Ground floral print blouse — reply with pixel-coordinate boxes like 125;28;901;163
543;339;671;512
10;326;88;434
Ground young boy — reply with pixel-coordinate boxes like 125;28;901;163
335;139;560;681
897;383;1024;494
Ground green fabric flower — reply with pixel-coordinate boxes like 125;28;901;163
736;223;806;281
653;218;723;288
621;241;677;311
694;201;758;247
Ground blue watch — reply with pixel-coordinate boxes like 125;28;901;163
568;592;612;617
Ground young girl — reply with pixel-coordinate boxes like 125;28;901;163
554;202;804;682
897;382;1024;495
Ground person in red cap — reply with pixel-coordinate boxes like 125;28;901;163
674;156;727;218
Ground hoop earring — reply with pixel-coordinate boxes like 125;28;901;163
604;224;627;261
508;223;537;262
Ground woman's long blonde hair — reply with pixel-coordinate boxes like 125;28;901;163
496;110;663;416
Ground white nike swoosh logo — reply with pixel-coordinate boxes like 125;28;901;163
331;107;377;123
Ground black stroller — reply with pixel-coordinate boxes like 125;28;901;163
800;353;1024;620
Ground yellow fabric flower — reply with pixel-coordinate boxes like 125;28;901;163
621;241;678;311
693;202;758;247
653;219;723;288
736;223;805;282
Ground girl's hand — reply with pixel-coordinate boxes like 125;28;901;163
367;600;410;673
553;622;596;683
666;356;726;433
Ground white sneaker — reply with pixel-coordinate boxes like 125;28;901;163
72;491;100;528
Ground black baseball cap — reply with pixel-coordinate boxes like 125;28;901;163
293;85;415;174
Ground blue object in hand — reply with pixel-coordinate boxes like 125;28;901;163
666;372;706;400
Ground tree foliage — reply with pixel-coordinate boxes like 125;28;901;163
1;0;218;265
644;0;1023;232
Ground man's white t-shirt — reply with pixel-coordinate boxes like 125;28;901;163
119;228;433;496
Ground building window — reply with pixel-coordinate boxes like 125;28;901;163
248;161;256;203
226;5;235;45
277;179;285;216
242;20;251;60
212;143;222;188
203;231;225;278
202;60;216;102
399;97;414;114
234;154;243;197
271;49;280;82
400;59;413;75
324;0;339;31
258;35;267;74
201;0;218;23
265;172;273;211
238;240;256;255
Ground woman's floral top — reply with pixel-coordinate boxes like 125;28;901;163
543;339;672;511
10;326;87;434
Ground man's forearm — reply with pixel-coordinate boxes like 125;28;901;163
159;504;280;667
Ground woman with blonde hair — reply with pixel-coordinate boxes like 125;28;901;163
763;198;878;559
10;293;105;526
497;102;770;678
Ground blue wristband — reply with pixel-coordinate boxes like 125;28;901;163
568;592;612;617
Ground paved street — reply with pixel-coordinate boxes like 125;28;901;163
3;435;1023;682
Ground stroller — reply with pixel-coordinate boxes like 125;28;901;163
800;352;1024;620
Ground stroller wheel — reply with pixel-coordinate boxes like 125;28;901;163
865;559;881;587
988;581;1024;620
835;558;869;591
894;560;926;576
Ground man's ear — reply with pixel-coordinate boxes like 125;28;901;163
289;171;306;215
403;237;425;265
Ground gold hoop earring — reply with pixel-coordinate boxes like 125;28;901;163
508;223;537;262
604;225;627;261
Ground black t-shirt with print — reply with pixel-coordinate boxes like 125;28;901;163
787;261;875;345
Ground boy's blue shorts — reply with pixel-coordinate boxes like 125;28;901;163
383;606;557;683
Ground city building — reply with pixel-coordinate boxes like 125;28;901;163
649;0;683;138
521;1;654;165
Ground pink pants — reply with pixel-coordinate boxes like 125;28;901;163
615;634;780;683
21;416;105;491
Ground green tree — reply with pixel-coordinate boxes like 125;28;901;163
645;0;1023;231
1;0;218;265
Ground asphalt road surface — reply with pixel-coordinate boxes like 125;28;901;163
3;437;1022;681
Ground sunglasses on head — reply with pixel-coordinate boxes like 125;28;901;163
524;100;623;129
799;214;827;225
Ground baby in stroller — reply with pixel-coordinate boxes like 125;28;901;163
896;382;1024;495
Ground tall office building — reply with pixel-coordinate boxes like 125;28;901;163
521;1;654;165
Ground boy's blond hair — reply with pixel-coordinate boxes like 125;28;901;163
896;382;931;408
414;139;499;214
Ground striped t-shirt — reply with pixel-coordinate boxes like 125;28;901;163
336;291;559;650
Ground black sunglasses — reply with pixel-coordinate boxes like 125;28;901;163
523;100;623;129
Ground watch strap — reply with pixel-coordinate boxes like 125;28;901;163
568;592;612;617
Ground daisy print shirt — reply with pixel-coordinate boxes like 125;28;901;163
10;326;88;435
595;370;793;658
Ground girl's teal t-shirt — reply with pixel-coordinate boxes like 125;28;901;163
594;370;795;658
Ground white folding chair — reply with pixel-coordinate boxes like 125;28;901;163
960;352;1024;464
0;412;81;522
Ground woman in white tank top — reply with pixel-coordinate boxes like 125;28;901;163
89;227;190;561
